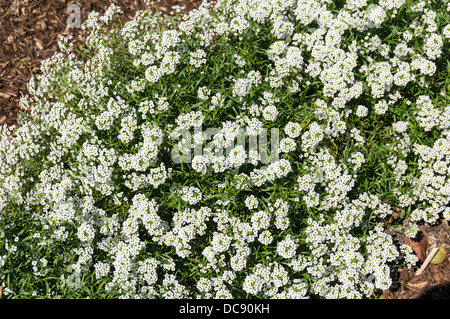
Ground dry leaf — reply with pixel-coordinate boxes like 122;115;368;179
405;231;428;262
430;247;446;264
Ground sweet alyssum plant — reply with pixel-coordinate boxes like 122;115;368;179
0;0;449;298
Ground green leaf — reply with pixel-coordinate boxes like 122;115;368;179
430;247;446;264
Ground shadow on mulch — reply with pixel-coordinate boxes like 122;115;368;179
420;284;450;299
0;0;202;127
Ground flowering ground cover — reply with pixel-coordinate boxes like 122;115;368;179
0;0;450;299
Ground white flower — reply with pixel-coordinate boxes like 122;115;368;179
197;277;212;292
197;86;211;100
190;49;207;68
392;121;409;133
145;65;161;83
262;104;278;122
180;186;203;205
443;24;450;39
277;235;298;259
245;117;263;136
284;122;302;138
279;137;296;153
374;100;388;115
232;78;252;98
211;232;232;253
366;4;386;28
94;262;110;279
230;16;250;35
258;230;273;245
245;195;259;210
3;0;450;300
77;222;95;242
251;210;271;231
243;274;263;295
211;92;224;109
122;218;139;237
271;263;289;288
423;33;443;60
234;54;246;67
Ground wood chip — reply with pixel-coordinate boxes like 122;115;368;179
0;116;6;124
0;92;11;99
406;280;428;290
34;38;44;50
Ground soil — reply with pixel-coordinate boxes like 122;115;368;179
0;0;449;299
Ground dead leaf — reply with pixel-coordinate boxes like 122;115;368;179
405;231;428;262
401;269;409;282
0;116;6;124
431;247;446;264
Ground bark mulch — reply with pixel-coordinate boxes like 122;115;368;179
0;0;449;299
0;0;202;127
382;217;450;299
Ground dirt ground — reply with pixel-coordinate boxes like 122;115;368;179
0;0;449;299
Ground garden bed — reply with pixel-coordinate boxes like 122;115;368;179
0;0;449;299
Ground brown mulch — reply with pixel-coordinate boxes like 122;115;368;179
1;0;449;299
382;217;450;299
0;0;203;127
